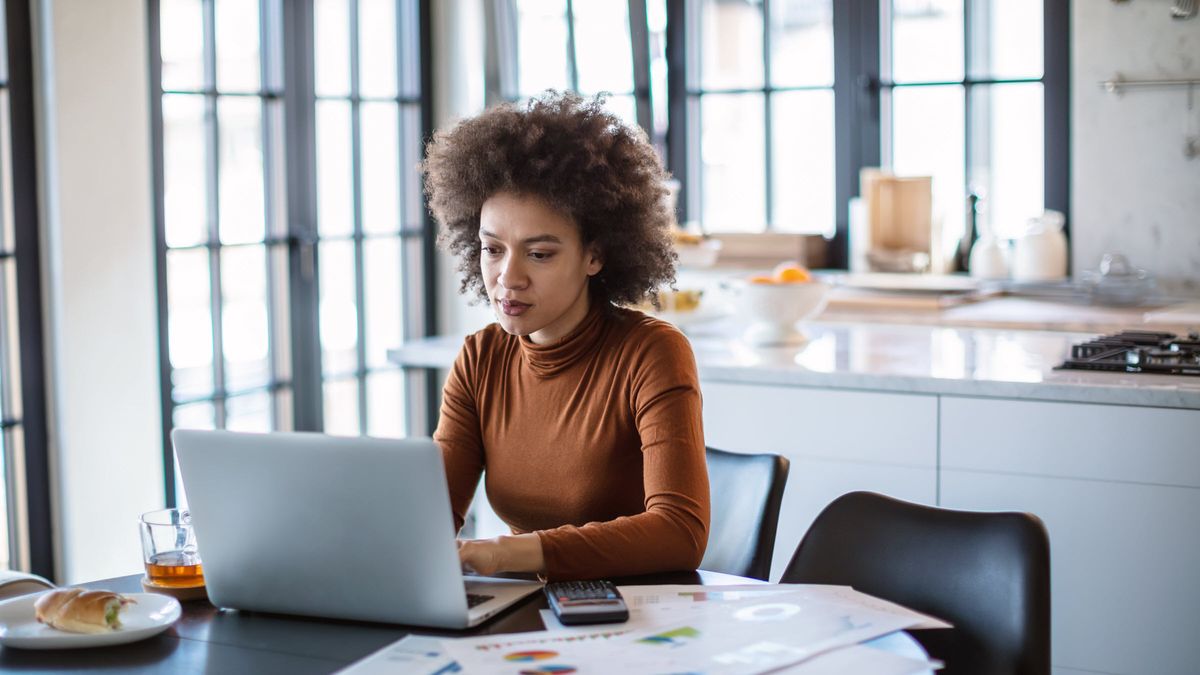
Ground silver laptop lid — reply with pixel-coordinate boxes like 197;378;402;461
172;429;470;627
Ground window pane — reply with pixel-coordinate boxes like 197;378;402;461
361;103;400;234
573;0;633;95
265;100;288;239
172;401;216;510
398;0;422;97
221;245;271;392
366;370;404;438
700;94;766;231
0;91;10;251
969;0;1042;79
160;0;204;90
700;0;763;90
0;431;9;570
890;0;963;83
273;387;294;432
971;83;1043;239
215;0;261;92
167;249;214;399
317;100;354;237
359;0;398;98
0;260;19;418
603;94;638;132
363;238;401;369
315;0;351;97
227;391;272;432
401;106;423;227
319;241;359;376
173;400;216;429
890;85;965;256
0;2;7;81
770;0;833;88
162;94;207;248
516;0;570;96
269;244;292;383
323;377;359;436
648;0;669;140
772;90;835;235
218;97;265;244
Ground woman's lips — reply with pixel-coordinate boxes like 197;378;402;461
499;300;531;316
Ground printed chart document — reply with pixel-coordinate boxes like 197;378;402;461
441;590;923;674
619;584;952;630
335;635;458;675
339;584;947;675
774;643;935;675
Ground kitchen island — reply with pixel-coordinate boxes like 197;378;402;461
389;318;1200;675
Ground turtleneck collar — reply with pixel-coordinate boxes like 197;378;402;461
517;300;610;377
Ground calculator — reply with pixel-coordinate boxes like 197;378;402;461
544;580;630;625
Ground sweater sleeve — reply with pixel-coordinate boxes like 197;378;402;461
433;336;485;535
536;326;710;580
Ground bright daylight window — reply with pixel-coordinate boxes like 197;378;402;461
491;0;669;155
685;0;836;235
884;0;1047;247
0;0;51;576
673;0;1063;262
152;0;429;507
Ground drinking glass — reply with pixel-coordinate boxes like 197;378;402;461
139;508;205;588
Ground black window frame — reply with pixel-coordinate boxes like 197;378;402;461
2;0;53;578
148;0;436;507
666;0;1070;269
486;0;662;144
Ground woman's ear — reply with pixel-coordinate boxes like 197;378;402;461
585;244;604;277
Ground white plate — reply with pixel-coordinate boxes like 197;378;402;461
0;591;181;650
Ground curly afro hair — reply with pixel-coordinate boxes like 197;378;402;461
423;91;676;307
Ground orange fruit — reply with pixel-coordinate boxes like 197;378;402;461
773;264;811;283
748;275;776;285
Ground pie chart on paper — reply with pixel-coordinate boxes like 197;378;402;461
504;650;559;662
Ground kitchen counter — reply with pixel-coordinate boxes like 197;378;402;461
388;318;1200;410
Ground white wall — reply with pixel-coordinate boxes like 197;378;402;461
35;0;164;583
1072;0;1200;292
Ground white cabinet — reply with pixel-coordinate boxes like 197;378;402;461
940;397;1200;675
701;381;938;580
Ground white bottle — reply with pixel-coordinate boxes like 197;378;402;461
969;235;1009;279
1011;211;1068;281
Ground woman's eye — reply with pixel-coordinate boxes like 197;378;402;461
529;251;553;261
481;246;500;256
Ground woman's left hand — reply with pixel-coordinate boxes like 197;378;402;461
457;533;546;576
457;538;506;576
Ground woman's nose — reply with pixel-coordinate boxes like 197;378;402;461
497;255;529;290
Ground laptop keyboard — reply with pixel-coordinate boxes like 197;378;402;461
466;593;494;608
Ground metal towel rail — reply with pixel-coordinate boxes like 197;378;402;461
1100;73;1200;94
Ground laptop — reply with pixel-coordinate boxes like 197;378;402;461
171;429;542;629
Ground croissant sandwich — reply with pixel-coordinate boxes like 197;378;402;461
34;588;136;634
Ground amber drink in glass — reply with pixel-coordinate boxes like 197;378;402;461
139;508;205;588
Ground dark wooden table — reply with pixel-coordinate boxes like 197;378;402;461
0;570;756;674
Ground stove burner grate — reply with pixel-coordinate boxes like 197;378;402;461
1058;331;1200;376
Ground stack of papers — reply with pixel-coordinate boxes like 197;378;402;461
339;584;948;675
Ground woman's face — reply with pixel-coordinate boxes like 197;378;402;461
479;192;603;345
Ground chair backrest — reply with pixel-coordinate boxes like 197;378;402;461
700;447;789;580
781;491;1050;675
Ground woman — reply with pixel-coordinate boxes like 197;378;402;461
423;92;709;581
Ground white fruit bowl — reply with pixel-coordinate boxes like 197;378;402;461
732;280;830;346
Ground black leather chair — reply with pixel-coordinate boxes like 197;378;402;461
781;491;1050;675
699;447;789;580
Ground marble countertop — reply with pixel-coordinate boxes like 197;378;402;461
388;318;1200;410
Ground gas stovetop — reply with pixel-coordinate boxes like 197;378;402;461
1058;331;1200;376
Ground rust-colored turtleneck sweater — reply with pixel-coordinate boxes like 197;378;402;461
434;303;710;581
